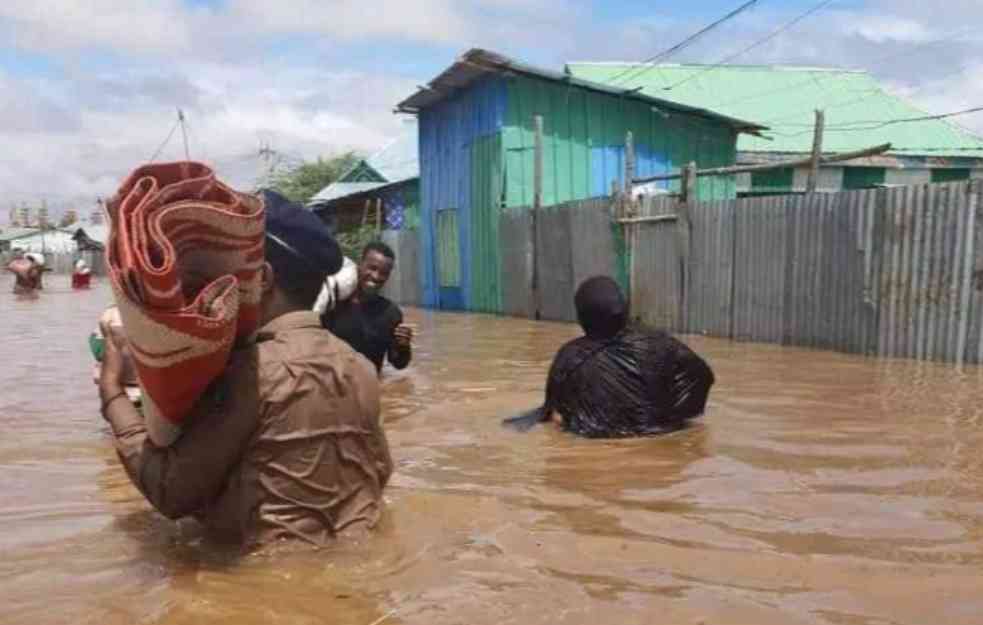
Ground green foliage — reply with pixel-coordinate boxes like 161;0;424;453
335;224;377;261
260;152;362;205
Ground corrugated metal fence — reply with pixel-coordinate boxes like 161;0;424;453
499;198;617;322
625;180;983;365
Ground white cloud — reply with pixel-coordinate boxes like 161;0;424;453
846;15;935;44
225;0;476;44
0;0;194;54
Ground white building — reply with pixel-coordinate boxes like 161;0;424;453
0;227;79;254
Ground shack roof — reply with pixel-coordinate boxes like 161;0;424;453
309;125;419;206
397;49;766;136
566;62;983;159
0;227;42;242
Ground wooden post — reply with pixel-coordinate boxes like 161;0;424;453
531;114;544;319
361;199;370;228
806;109;825;193
624;130;637;316
676;162;697;332
375;198;383;233
625;131;635;211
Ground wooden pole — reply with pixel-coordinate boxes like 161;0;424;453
806;109;825;193
624;131;635;214
632;143;892;185
361;199;370;228
375;198;383;234
676;162;697;331
624;131;636;317
531;114;544;320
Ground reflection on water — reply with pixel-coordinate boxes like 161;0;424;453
2;281;983;624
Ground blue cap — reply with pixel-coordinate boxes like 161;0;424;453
261;189;343;276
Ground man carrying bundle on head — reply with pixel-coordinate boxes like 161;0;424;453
98;162;391;550
505;276;715;438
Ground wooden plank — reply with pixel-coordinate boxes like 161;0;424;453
942;185;963;361
909;185;931;360
924;184;945;361
633;143;892;184
895;185;913;359
954;186;974;365
806;110;825;194
874;189;894;357
956;188;978;364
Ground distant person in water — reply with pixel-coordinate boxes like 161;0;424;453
72;259;92;289
6;252;43;294
505;276;715;437
320;241;413;374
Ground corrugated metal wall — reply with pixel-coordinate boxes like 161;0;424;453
630;180;983;365
418;73;739;315
498;198;617;322
502;75;737;206
627;196;682;329
380;229;421;307
418;76;507;311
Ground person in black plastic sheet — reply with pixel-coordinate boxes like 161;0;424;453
505;275;715;438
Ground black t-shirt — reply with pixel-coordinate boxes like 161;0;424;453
321;296;404;372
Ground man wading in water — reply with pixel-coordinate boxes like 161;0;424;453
321;241;413;374
6;252;45;295
505;276;715;437
98;192;392;550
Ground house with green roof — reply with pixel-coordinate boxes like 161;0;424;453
566;63;983;194
308;121;420;232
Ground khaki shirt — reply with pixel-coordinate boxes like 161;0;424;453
108;311;393;550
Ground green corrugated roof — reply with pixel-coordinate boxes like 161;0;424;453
566;63;983;158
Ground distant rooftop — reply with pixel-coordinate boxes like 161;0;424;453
309;123;419;206
566;63;983;159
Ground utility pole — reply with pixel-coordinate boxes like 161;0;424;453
806;109;825;194
178;109;190;160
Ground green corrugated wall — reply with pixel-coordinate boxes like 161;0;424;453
469;133;504;313
443;73;739;315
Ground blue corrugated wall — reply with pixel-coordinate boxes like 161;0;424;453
418;76;507;309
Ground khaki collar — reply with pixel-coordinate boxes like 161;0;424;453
255;311;322;342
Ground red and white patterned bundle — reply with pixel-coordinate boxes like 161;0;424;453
105;161;265;445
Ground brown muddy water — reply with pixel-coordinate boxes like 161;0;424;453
2;281;983;625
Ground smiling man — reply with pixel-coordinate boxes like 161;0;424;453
320;241;413;374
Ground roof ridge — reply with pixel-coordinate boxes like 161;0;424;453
566;61;867;74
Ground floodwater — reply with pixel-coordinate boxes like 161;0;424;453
3;280;983;625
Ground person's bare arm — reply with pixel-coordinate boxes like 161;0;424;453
99;323;260;519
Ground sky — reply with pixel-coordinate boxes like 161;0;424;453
2;0;983;220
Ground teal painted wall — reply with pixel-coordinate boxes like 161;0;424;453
418;73;740;314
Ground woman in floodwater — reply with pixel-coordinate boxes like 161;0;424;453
505;275;715;437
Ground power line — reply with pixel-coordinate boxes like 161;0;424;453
148;118;181;163
664;0;838;92
605;0;760;87
769;105;983;137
